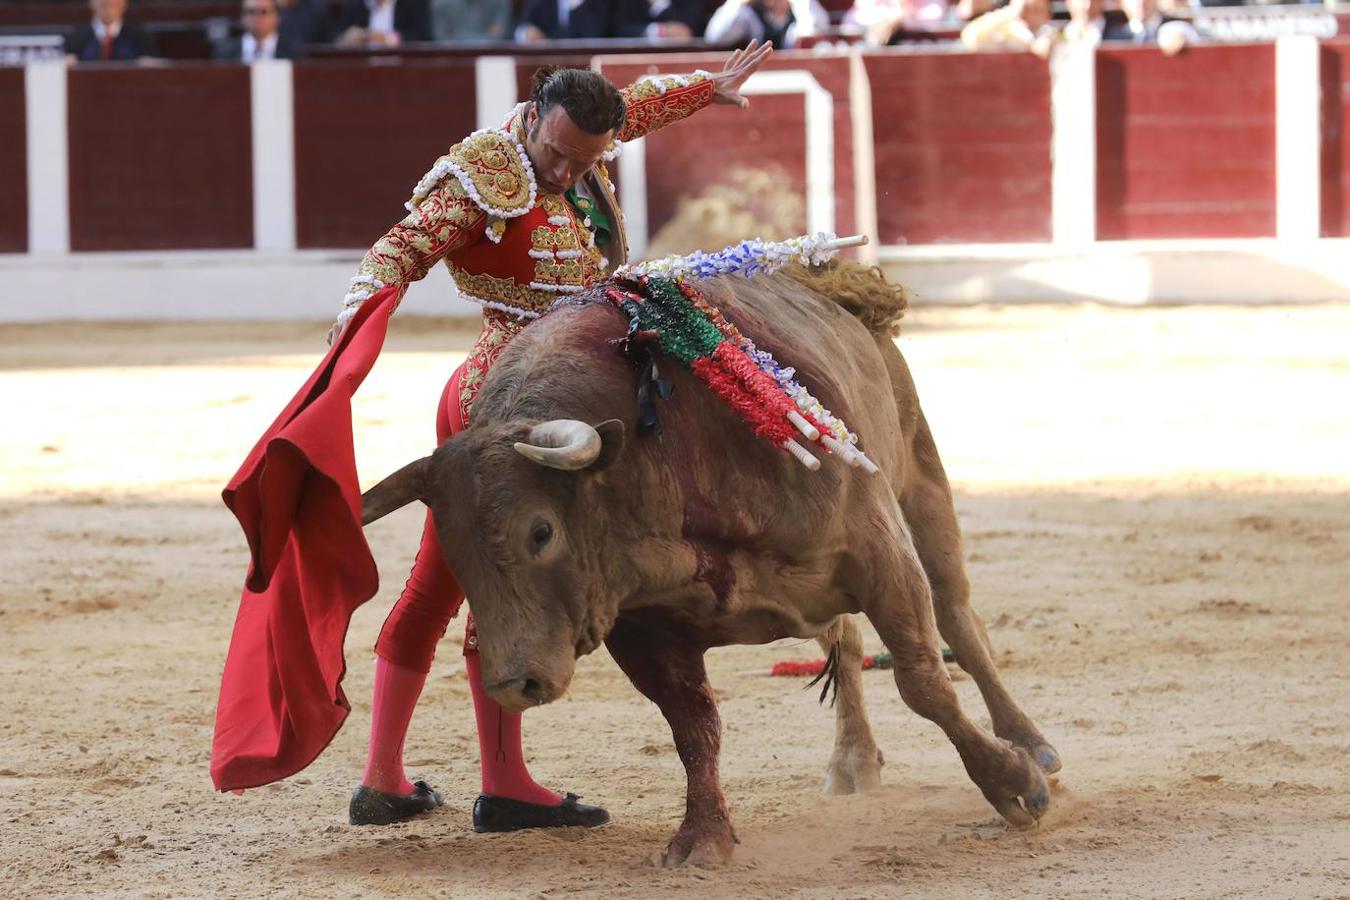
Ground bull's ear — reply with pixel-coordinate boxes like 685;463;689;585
592;419;626;471
361;456;431;526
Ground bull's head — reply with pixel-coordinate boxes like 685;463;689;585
361;416;629;712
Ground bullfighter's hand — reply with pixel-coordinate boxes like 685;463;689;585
710;40;774;108
326;319;348;347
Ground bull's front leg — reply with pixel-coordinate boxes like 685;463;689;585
605;617;736;867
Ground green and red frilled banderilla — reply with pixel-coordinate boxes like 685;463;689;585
607;275;848;467
673;277;877;472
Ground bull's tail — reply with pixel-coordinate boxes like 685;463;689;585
805;641;841;706
781;260;909;337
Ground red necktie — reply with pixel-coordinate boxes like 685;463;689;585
100;32;114;60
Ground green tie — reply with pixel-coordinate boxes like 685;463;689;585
565;186;612;248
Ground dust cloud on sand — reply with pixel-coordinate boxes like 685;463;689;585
1;304;1347;897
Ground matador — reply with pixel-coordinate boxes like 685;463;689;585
210;42;773;832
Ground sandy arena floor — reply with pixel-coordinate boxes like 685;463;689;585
1;302;1347;898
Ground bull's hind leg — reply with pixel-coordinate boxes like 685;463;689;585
816;616;884;795
606;617;736;867
899;413;1062;774
857;524;1049;827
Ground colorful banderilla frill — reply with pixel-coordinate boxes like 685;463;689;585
604;272;879;474
618;231;858;282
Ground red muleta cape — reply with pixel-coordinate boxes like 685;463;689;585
210;288;400;792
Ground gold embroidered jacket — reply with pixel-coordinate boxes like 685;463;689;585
344;71;715;421
349;71;715;320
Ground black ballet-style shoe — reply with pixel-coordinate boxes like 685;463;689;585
348;780;445;826
471;792;610;833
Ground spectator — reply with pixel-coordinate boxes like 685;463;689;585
431;0;512;40
959;0;1051;51
615;0;706;38
705;0;828;48
277;0;334;47
1060;0;1104;45
955;0;995;23
847;0;946;45
214;0;303;60
515;0;617;40
337;0;433;47
1105;0;1198;55
515;0;704;41
65;0;155;62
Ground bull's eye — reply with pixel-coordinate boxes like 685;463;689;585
530;522;554;549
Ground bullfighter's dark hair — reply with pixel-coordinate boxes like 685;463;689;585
529;66;626;136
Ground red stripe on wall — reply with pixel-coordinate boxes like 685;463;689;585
67;66;253;251
1096;45;1276;241
0;69;27;254
1320;40;1350;238
865;52;1052;245
293;61;478;250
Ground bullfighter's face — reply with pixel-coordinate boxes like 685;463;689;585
524;104;613;197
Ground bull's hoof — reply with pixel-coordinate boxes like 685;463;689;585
978;746;1051;829
823;745;884;796
1001;727;1063;775
661;821;737;868
1029;742;1063;775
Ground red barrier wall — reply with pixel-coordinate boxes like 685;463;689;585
7;45;1337;258
1096;45;1277;240
67;66;253;251
0;69;27;254
293;60;478;249
865;51;1052;245
1321;40;1350;237
598;53;858;242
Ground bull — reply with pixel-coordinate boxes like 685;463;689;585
361;262;1061;866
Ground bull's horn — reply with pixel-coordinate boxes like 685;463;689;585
513;419;602;470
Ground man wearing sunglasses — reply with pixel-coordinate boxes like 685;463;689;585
213;0;303;61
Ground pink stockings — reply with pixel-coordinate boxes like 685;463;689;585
360;364;560;806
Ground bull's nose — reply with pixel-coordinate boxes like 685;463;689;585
486;674;554;711
519;677;545;706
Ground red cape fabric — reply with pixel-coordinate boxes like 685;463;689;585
210;289;399;792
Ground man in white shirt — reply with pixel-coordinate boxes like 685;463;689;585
960;0;1053;52
1105;0;1198;55
336;0;432;47
243;0;282;60
847;0;947;46
705;0;829;48
1063;0;1104;45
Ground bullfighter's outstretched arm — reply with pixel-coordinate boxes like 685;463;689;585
616;39;774;143
617;74;718;143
